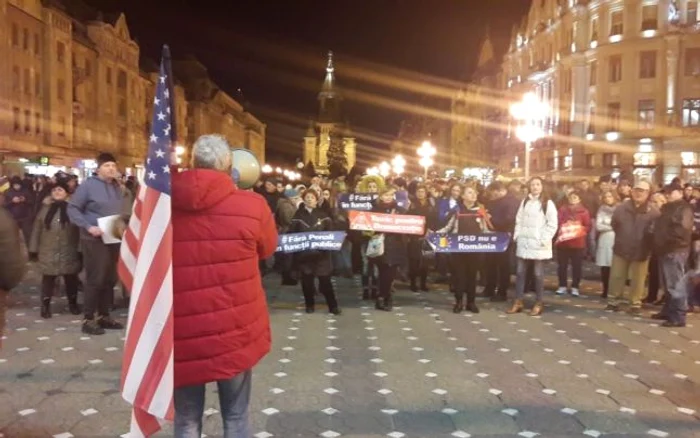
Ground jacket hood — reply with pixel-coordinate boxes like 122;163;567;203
172;169;237;212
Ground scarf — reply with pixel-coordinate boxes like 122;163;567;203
45;200;69;230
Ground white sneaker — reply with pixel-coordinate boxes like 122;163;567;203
571;288;580;297
555;287;567;295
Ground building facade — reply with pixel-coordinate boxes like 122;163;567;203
303;51;357;174
475;0;700;184
451;34;508;170
0;0;265;177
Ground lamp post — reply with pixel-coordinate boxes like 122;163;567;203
417;140;436;179
391;155;406;175
509;92;549;181
378;161;391;178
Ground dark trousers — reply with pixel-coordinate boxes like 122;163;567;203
42;274;79;301
83;239;119;319
557;247;584;288
646;254;660;302
600;267;611;297
16;219;32;247
378;263;398;300
451;254;479;304
408;255;427;287
301;274;338;311
484;244;513;298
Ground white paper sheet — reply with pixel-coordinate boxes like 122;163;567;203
97;215;122;244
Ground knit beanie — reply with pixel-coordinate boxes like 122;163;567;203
96;152;117;167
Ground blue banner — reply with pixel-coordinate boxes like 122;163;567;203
337;191;409;211
276;231;347;253
426;232;511;253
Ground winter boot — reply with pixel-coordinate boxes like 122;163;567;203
452;296;464;314
40;298;51;319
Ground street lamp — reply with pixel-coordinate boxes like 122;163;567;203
510;92;549;181
262;164;273;174
417;140;436;179
391;155;406;175
367;166;379;176
378;161;391;178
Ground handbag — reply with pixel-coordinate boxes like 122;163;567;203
366;234;385;258
556;220;586;244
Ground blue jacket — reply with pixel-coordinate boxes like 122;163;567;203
67;177;125;240
487;194;521;233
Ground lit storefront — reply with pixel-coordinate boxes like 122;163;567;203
633;141;658;184
680;152;700;185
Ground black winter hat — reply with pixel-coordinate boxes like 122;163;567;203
52;179;71;193
96;152;117;167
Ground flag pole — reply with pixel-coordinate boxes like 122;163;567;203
161;45;179;167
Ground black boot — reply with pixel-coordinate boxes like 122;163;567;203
375;297;384;310
466;302;480;314
384;295;393;312
82;319;106;335
453;297;463;314
67;292;81;315
420;275;428;292
40;298;51;319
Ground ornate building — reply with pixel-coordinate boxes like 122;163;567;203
303;51;356;174
0;0;266;177
451;32;509;169
491;0;700;183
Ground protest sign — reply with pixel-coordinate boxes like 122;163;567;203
337;191;409;211
349;211;425;235
276;231;347;253
426;232;511;253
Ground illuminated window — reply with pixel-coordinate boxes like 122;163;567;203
682;99;700;126
610;10;624;36
638;100;655;129
609;55;622;82
641;4;658;31
640;51;656;78
607;102;621;131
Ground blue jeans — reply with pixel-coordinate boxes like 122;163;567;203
515;258;544;301
174;369;252;438
660;251;689;324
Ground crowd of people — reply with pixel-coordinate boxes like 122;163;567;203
1;136;700;435
256;167;700;327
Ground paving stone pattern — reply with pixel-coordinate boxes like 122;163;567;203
0;264;699;437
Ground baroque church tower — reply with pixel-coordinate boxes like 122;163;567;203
303;51;356;174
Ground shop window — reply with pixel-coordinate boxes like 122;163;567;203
603;153;619;167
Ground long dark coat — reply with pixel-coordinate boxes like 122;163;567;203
372;201;408;267
29;198;81;276
289;204;334;277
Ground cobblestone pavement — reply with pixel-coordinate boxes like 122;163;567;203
1;263;699;438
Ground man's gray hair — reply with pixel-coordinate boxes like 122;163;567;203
191;134;232;171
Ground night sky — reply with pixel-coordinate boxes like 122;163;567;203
83;0;531;167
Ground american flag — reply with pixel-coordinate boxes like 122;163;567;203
118;46;175;437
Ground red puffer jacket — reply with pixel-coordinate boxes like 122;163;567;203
171;169;278;388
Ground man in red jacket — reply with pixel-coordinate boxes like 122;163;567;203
171;134;278;438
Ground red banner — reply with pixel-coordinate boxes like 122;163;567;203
349;211;425;235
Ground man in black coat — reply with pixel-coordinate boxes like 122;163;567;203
483;181;520;301
652;182;694;327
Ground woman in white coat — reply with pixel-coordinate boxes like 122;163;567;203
595;191;618;298
507;177;558;316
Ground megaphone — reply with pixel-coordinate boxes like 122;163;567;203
231;148;261;190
